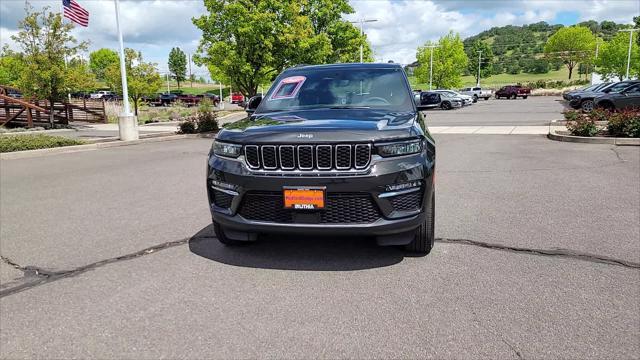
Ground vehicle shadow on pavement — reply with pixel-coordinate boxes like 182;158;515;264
188;224;405;271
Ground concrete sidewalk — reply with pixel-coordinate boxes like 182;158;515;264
429;125;559;135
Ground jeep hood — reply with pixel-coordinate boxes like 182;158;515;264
217;109;420;144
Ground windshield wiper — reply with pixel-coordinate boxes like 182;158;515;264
328;106;371;109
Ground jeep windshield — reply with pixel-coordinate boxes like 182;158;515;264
256;67;414;113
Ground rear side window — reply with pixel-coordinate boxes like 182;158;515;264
473;87;481;91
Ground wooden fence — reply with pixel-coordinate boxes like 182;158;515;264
0;86;107;127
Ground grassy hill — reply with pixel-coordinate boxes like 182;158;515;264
462;20;632;78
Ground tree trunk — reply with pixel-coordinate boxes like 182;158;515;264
568;65;573;80
134;98;138;116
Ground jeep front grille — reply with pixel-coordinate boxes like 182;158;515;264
244;144;371;171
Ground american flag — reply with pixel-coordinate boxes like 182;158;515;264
62;0;89;27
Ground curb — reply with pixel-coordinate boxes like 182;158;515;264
0;133;216;160
547;130;640;146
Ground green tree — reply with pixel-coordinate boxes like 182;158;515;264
635;16;640;46
89;48;118;81
301;0;372;63
465;40;493;85
0;46;26;86
168;47;187;89
194;0;348;97
596;31;640;81
544;26;596;79
105;49;162;116
66;57;96;93
415;32;468;89
11;4;88;125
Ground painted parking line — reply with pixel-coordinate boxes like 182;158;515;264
428;126;550;135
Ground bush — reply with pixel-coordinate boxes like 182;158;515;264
0;134;85;153
607;109;640;138
563;110;580;121
197;111;218;132
566;117;598;137
178;119;197;134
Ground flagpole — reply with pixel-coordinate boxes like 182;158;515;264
114;0;138;140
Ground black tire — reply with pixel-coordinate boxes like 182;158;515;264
522;96;528;99
473;95;478;103
213;221;245;246
405;192;435;254
484;97;490;100
441;101;452;110
511;93;517;99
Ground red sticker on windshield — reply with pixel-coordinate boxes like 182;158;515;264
270;76;306;100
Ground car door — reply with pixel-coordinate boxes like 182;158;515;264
619;84;640;109
417;92;441;110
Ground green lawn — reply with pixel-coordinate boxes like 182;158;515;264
409;67;592;90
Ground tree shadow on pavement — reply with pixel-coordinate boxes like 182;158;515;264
188;224;405;271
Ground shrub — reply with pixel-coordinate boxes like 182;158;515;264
0;134;85;153
589;108;610;122
178;119;197;134
607;109;640;138
197;111;218;133
566;117;598;137
563;110;580;121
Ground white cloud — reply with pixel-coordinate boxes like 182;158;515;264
2;0;638;70
348;0;639;64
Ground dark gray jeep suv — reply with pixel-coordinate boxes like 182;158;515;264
206;63;436;254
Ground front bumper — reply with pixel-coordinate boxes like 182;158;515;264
206;149;435;237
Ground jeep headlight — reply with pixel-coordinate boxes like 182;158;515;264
376;140;422;157
212;141;242;158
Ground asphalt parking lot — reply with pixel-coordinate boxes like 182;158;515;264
425;95;565;126
1;97;639;358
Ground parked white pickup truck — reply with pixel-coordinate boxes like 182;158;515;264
459;87;493;102
90;90;114;99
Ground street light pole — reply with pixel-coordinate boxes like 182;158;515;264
618;29;639;80
114;0;138;140
349;18;378;63
424;45;439;90
476;50;482;87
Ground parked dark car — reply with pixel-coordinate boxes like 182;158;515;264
595;81;640;110
70;91;91;99
562;83;610;101
159;93;178;106
414;91;442;110
495;85;531;99
569;81;637;112
207;63;436;254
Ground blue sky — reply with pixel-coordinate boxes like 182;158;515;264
1;0;638;74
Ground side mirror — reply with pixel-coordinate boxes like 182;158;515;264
246;95;262;115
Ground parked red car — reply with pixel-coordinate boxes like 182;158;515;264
495;85;531;99
230;92;245;104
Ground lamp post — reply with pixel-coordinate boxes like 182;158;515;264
349;18;378;63
114;0;138;140
424;45;439;90
618;29;639;80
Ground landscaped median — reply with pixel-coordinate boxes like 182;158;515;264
0;134;86;153
548;109;640;146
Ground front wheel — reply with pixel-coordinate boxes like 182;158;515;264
441;102;452;110
581;100;594;112
405;192;435;254
473;95;478;103
522;95;528;99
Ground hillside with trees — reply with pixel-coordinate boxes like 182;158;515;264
463;20;634;78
